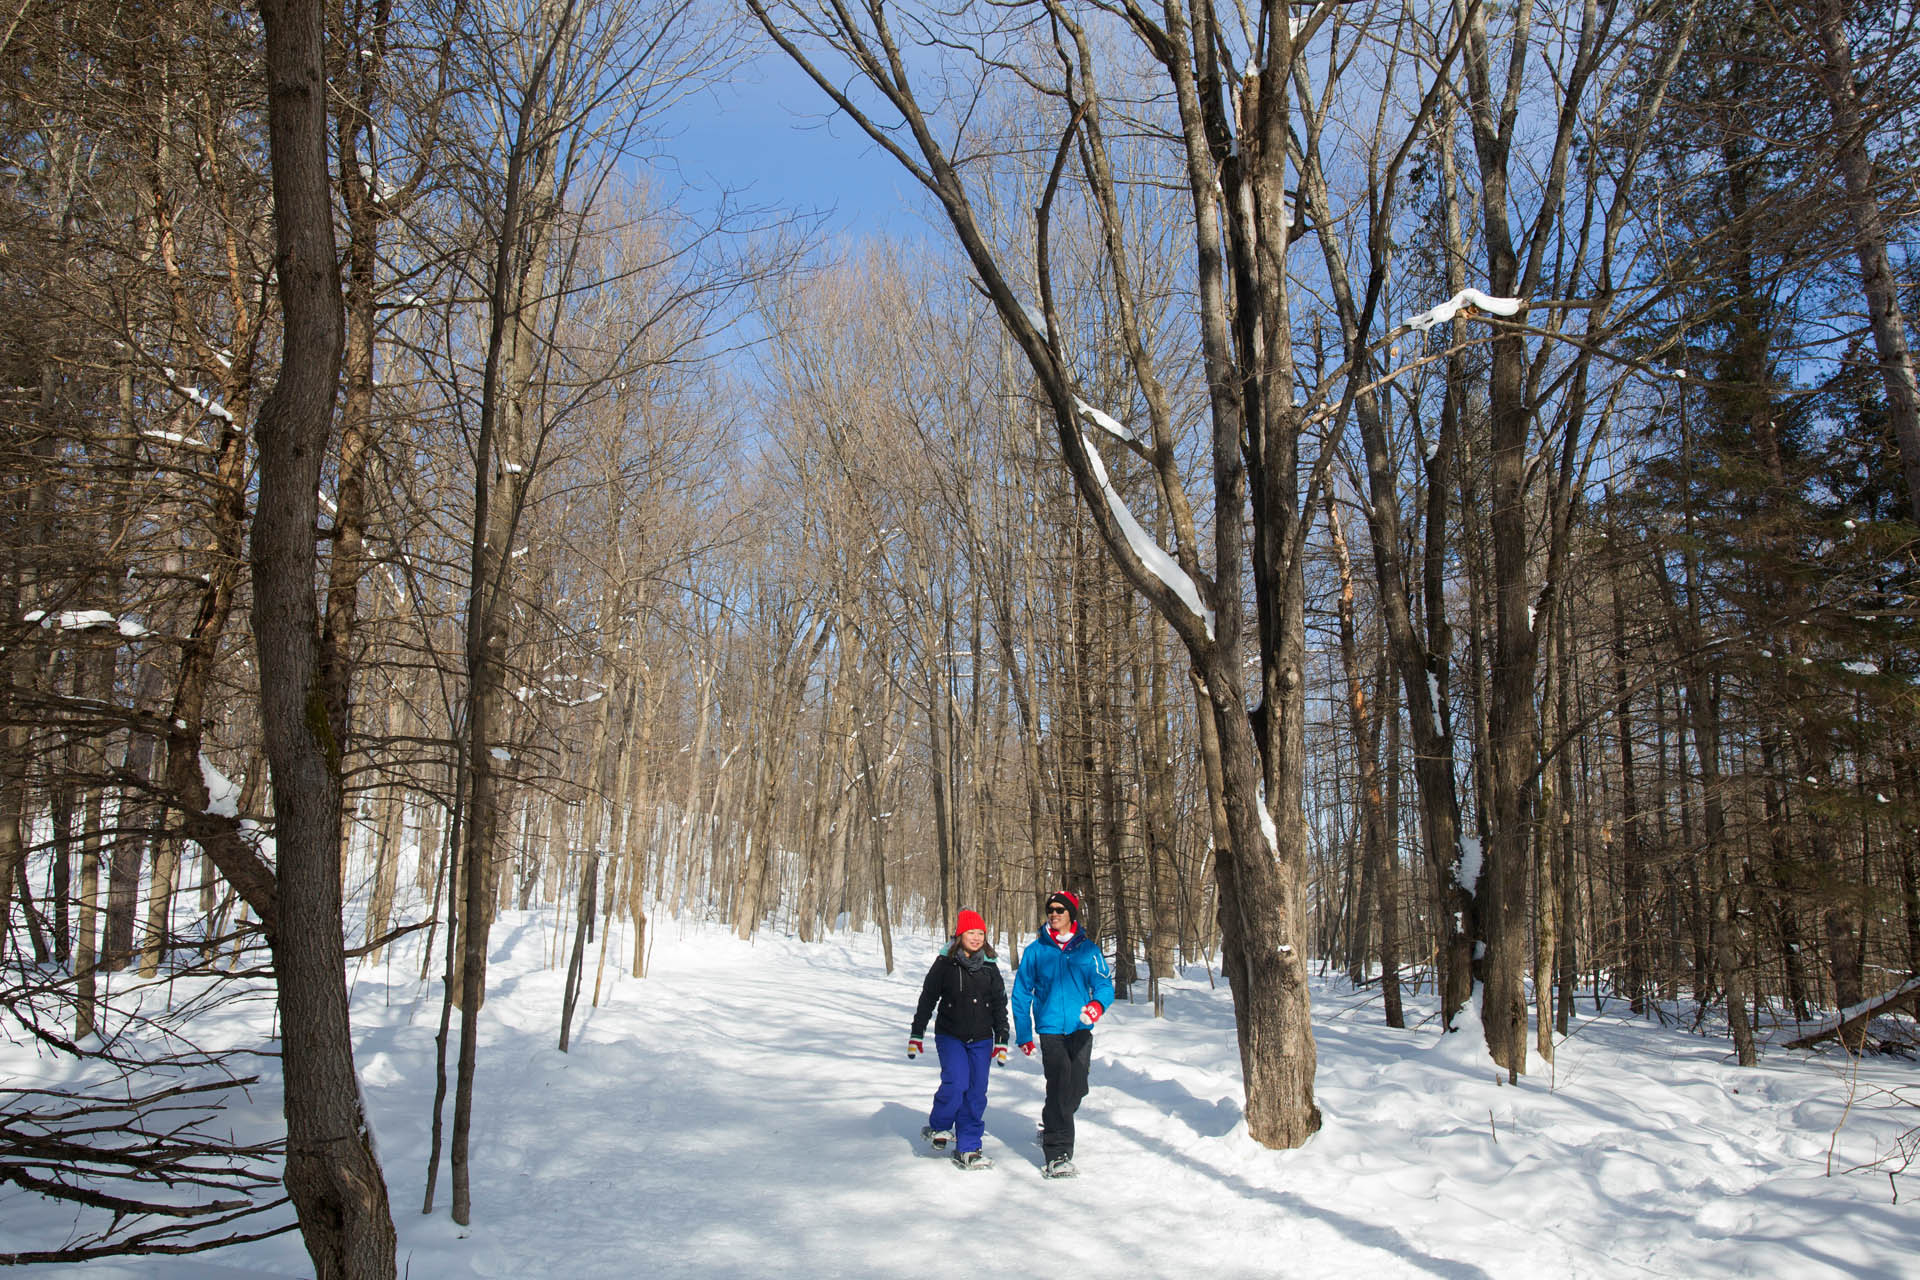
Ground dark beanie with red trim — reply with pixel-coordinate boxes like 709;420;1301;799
1045;890;1081;924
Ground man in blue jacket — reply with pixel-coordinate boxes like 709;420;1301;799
1012;889;1115;1179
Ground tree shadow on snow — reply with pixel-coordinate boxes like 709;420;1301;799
1090;1055;1243;1138
1087;1104;1500;1280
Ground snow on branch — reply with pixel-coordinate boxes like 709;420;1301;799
1401;288;1526;334
200;756;242;818
161;367;236;424
24;610;147;637
1077;430;1215;640
140;429;217;454
1074;397;1140;445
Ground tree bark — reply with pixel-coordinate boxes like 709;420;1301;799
1808;0;1920;528
1137;622;1182;1017
0;580;26;963
362;694;407;960
1610;548;1648;1015
1456;0;1615;1076
253;0;397;1272
449;0;576;1220
1654;541;1756;1065
1327;497;1399;1025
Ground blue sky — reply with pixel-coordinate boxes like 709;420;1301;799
661;48;934;244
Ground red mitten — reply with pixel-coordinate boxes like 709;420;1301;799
1079;1000;1105;1026
1020;1040;1036;1057
993;1043;1009;1064
907;1037;924;1059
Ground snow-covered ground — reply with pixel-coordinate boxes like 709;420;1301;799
10;912;1916;1277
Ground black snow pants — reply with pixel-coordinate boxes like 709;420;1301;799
1038;1028;1092;1160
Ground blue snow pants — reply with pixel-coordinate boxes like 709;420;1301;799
929;1034;995;1153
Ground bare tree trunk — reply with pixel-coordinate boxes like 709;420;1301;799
1327;497;1398;1024
1807;0;1920;527
618;671;655;977
1901;748;1920;978
1294;54;1475;1031
558;851;596;1052
0;414;34;958
1456;0;1611;1078
733;615;831;938
254;1;397;1271
74;771;107;1039
1137;624;1181;1017
1553;625;1578;1036
362;692;408;960
136;834;181;978
0;648;26;964
670;671;715;919
318;0;403;754
102;795;143;968
48;770;73;968
1811;804;1867;1051
1478;312;1539;1081
1656;538;1756;1065
1611;546;1648;1015
1101;586;1134;997
1376;653;1404;1028
925;608;957;933
797;649;854;942
859;733;895;974
65;653;115;1031
448;0;577;1222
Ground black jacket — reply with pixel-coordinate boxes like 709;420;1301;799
910;947;1010;1045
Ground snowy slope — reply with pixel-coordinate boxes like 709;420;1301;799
15;913;1916;1278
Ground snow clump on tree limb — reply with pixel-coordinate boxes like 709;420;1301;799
1077;429;1215;640
1401;289;1526;333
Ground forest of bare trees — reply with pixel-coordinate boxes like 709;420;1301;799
2;0;1917;1271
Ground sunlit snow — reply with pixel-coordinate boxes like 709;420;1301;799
18;916;1912;1280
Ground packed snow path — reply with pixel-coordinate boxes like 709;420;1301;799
43;915;1917;1278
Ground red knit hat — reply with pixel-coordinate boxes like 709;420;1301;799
1045;890;1081;924
955;909;987;935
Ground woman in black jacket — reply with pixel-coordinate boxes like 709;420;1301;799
907;909;1009;1169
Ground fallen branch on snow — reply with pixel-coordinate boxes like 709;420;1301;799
1785;975;1920;1050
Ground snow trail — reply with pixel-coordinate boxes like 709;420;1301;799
20;914;1915;1278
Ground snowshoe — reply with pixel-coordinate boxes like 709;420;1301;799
951;1149;993;1170
920;1125;953;1151
1041;1155;1077;1179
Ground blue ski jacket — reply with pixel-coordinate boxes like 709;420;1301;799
1012;926;1115;1043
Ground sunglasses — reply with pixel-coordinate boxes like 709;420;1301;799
1046;906;1070;915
